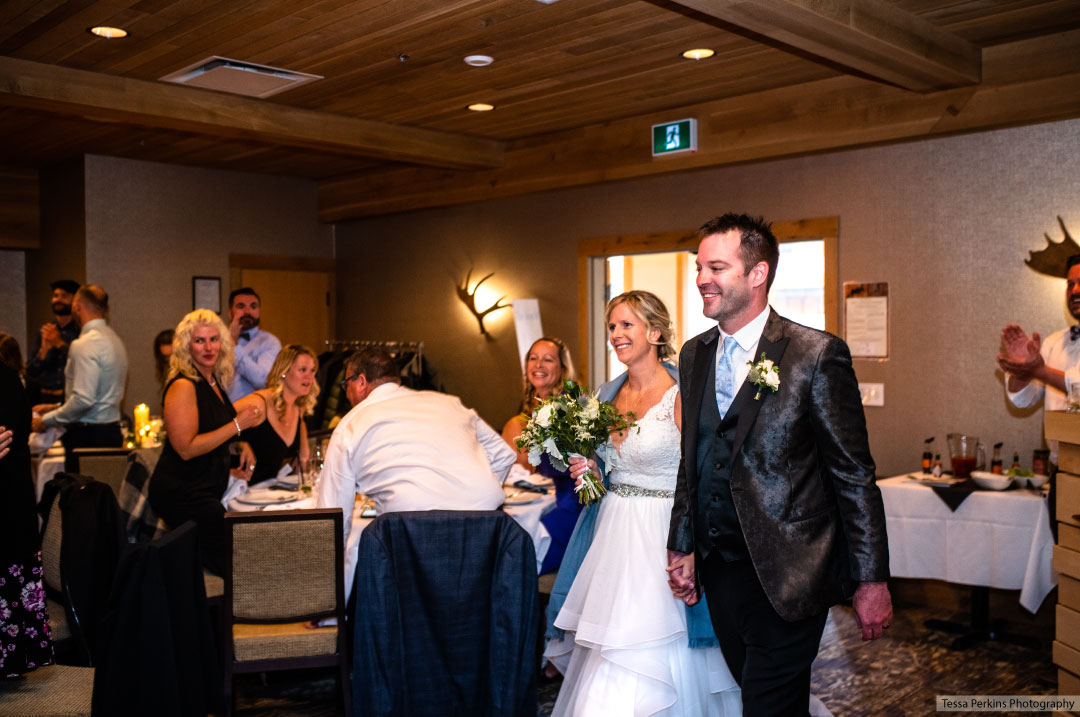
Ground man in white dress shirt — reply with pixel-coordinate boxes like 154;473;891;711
998;253;1080;534
317;347;515;596
999;254;1080;459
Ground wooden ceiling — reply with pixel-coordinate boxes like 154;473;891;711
1;0;1079;222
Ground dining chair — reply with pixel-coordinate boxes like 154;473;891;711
68;446;132;497
352;510;538;717
222;508;351;717
39;494;71;648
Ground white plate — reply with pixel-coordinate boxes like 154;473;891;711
235;488;300;506
906;474;965;488
504;491;542;506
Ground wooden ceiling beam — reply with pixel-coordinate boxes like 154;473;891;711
0;56;504;170
665;0;981;92
317;29;1079;221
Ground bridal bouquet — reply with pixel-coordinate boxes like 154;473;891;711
516;380;636;505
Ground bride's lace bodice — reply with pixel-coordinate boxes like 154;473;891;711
606;384;681;492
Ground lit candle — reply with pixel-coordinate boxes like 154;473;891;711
134;403;149;440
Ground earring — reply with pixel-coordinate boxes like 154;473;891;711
281;373;286;379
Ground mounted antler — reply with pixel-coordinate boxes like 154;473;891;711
1025;216;1080;278
456;269;511;336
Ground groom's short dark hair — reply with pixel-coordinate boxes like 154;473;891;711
697;213;780;291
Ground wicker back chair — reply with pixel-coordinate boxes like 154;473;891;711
68;447;131;496
0;665;94;716
223;508;350;716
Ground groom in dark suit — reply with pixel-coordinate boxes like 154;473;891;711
667;213;891;715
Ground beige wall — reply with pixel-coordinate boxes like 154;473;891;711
0;250;26;352
335;118;1080;477
82;155;333;413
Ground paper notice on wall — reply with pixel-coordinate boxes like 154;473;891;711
844;282;888;359
512;299;544;368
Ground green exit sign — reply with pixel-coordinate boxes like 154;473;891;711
652;118;697;157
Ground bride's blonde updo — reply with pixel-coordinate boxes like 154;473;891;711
605;290;676;363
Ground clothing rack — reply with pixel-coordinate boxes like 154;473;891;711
323;340;423;375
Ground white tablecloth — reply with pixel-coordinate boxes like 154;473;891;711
228;481;555;574
878;474;1055;613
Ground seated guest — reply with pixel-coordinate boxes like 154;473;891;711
235;344;318;484
0;340;53;676
31;285;128;472
501;337;581;575
153;329;174;390
317;347;516;597
148;310;259;575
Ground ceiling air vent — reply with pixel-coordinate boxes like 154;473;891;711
160;57;322;98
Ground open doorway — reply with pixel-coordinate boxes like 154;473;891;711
577;218;838;384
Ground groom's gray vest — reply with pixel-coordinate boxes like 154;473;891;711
695;357;750;562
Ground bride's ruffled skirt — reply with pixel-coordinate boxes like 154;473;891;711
545;493;741;716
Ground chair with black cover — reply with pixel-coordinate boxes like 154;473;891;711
67;446;131;497
37;474;125;666
223;509;351;717
92;521;222;717
352;510;538;717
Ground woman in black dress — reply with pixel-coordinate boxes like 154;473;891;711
235;345;319;484
0;334;53;677
148;311;260;575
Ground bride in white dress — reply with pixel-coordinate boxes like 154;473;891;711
545;291;741;717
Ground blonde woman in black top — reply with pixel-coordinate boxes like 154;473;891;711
235;345;318;484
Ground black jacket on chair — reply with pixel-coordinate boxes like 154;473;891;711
39;473;125;663
352;510;538;717
92;521;222;716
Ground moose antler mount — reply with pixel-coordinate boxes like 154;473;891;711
456;269;511;337
1026;216;1080;278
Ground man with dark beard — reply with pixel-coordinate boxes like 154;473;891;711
25;279;81;406
225;287;281;401
997;253;1080;533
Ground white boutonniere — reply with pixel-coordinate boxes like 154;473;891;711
746;352;780;400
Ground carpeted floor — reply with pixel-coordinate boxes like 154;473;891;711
229;591;1056;716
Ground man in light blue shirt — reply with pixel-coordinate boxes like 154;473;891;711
226;287;281;402
31;285;128;470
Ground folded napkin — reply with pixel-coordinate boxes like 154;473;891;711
513;480;549;494
220;476;249;508
29;426;64;455
505;463;532;484
930;479;977;511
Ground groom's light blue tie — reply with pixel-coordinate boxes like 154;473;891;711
715;336;737;417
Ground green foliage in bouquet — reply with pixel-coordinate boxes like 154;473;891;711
515;380;636;504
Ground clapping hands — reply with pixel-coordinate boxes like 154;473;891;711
996;324;1043;380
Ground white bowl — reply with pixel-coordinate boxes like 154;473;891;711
1026;473;1049;489
970;471;1013;490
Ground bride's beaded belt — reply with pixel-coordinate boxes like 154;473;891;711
610;482;675;499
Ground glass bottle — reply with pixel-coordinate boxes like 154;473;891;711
932;453;943;477
1011;451;1021;472
922;437;935;474
990;442;1003;474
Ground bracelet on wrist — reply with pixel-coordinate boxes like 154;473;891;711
233;418;241;436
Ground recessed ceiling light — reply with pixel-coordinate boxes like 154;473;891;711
88;26;128;39
682;48;714;60
468;103;495;112
464;55;494;67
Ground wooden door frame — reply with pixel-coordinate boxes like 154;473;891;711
229;253;337;340
576;217;839;384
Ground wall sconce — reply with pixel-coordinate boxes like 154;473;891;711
456;269;510;337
